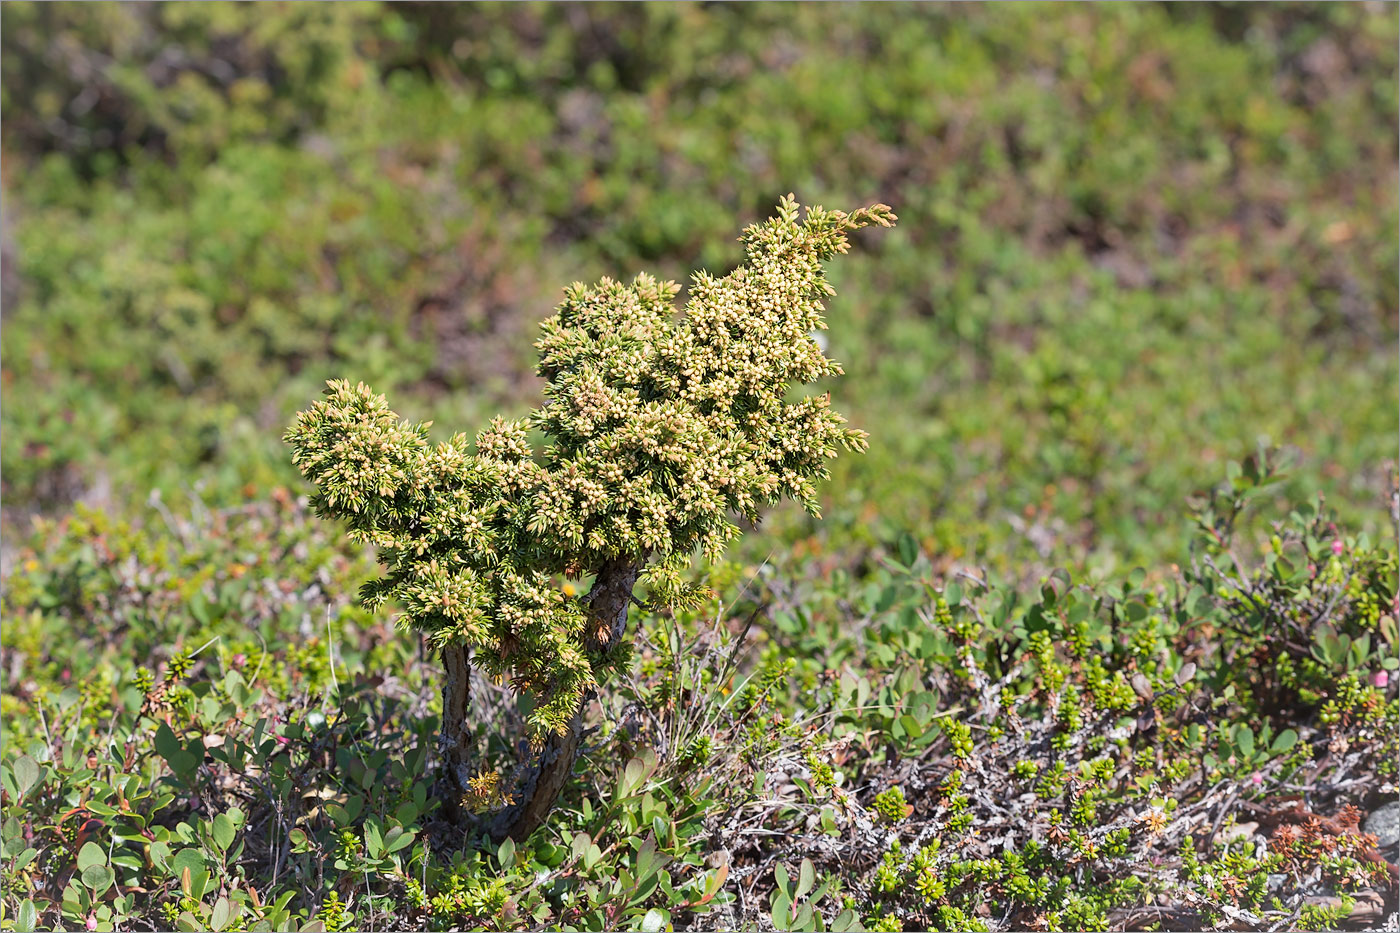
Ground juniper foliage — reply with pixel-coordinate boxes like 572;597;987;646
286;197;895;740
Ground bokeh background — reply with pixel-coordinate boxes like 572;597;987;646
3;1;1397;576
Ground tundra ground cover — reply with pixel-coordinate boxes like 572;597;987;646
1;4;1396;931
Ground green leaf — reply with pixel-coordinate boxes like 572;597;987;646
1380;614;1398;649
57;687;81;711
771;891;792;932
1352;633;1370;667
774;862;790;896
16;899;37;933
211;896;232;932
1236;725;1255;758
212;813;236;852
13;755;40;798
693;862;728;905
81;864;114;895
112;852;142;871
187;867;212;901
1271;729;1298;754
831;908;862;932
497;837;515;870
796;858;815;899
171;848;206;879
640;908;667;932
394;800;419;826
635;833;667;883
155;723;197;776
76;841;106;872
364;821;383;859
895;532;918;568
621;756;645;797
385;828;416;854
154;722;182;760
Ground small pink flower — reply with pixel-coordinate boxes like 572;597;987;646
1227;755;1237;768
1373;670;1389;689
86;913;97;932
1331;540;1345;556
1251;772;1263;787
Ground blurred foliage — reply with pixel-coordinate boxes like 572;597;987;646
0;2;384;166
2;1;1396;574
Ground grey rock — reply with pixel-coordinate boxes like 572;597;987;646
1364;801;1400;859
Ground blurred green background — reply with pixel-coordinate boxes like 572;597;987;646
3;1;1397;578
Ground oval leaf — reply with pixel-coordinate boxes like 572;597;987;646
76;841;106;872
797;858;815;899
16;899;36;933
211;896;232;932
81;864;114;895
212;813;236;852
497;837;515;870
13;756;40;798
895;532;918;568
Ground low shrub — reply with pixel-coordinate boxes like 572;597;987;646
284;198;894;841
1;462;1394;931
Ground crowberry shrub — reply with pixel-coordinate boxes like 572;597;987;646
286;196;894;839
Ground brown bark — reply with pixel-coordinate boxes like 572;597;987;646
439;555;644;843
438;642;476;823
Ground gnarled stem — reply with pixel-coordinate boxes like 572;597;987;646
439;555;643;842
439;643;476;818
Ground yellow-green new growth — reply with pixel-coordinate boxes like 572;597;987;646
286;196;894;837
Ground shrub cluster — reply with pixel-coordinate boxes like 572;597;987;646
1;463;1394;931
